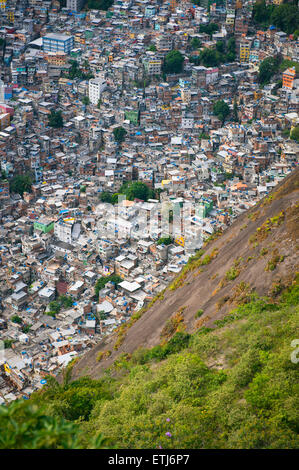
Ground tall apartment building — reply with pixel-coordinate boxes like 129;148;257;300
88;78;107;105
54;218;80;244
42;33;74;54
239;41;250;63
0;79;5;103
67;0;84;12
143;55;162;76
282;67;296;91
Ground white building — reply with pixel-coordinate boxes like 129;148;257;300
88;78;107;105
67;0;84;12
54;218;80;244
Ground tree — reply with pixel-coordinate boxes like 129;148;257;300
233;98;239;123
82;96;90;105
157;236;173;246
199;23;219;37
163;50;184;74
87;0;114;10
227;36;236;61
290;126;299;143
49;301;61;315
0;400;81;449
119;181;155;201
190;37;201;50
99;191;113;203
11;315;22;324
97;98;102;109
213;100;230;125
59;295;73;309
148;44;157;52
9;174;32;196
95;275;122;297
48;110;63;128
113;127;127;144
270;3;299;35
258;56;280;86
252;1;299;34
216;41;224;53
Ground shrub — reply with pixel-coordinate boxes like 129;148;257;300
195;309;204;318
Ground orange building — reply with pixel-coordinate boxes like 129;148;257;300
170;0;176;12
282;67;296;90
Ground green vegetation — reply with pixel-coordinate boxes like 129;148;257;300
11;315;22;324
3;339;14;349
169;248;219;291
157;236;173;246
252;1;299;34
199;22;219;37
22;325;32;334
9;174;32;196
119;181;155;201
113;126;127;144
3;279;298;449
190;37;201;50
147;44;157;52
100;182;155;204
86;0;113;10
195;309;204;319
163;50;184;74
213;100;230;125
290;126;299;143
279;59;299;75
47;296;74;317
189;37;236;67
258;56;281;86
66;60;94;80
199;132;210;140
95;274;122;298
48;110;63;128
82;96;90;105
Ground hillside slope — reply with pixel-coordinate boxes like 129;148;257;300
72;169;299;380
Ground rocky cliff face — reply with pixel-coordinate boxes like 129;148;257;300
71;169;299;380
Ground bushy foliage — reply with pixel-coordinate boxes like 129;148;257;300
9;174;32;196
213;100;230;124
163;50;184;74
157;236;173;246
252;1;299;34
48;110;63;128
94;274;122;297
119;181;155;201
113;126;127;144
258;56;281;85
0;401;81;449
87;0;113;10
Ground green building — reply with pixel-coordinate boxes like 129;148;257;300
197;199;213;218
124;109;140;125
34;218;54;233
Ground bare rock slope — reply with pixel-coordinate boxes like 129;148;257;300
72;169;299;380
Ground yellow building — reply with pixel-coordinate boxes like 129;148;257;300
240;42;250;63
7;9;14;22
0;0;6;11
